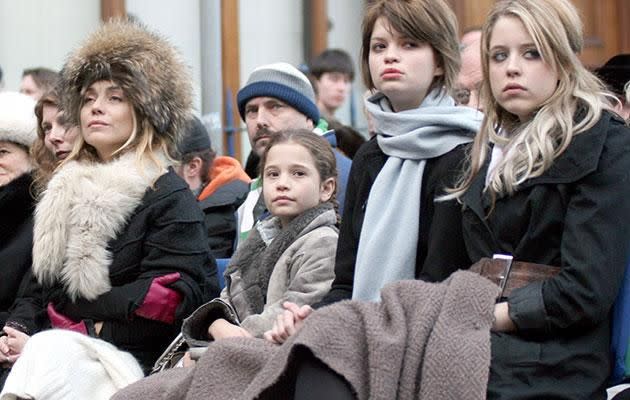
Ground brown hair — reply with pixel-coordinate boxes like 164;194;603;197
31;89;62;194
22;67;59;94
360;0;460;95
260;129;339;221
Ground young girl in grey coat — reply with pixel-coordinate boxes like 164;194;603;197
182;129;339;342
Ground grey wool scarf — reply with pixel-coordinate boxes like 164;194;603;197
352;90;483;301
227;201;335;314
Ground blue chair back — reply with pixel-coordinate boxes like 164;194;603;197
215;258;230;290
611;261;630;384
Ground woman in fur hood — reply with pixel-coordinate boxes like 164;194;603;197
0;20;219;400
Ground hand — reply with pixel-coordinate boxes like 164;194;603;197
207;319;253;340
492;302;516;332
135;273;183;324
263;301;313;344
182;352;196;368
47;303;88;335
0;327;30;364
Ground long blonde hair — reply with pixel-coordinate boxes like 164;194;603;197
450;0;613;203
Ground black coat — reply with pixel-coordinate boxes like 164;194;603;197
318;138;472;306
461;112;630;400
46;170;220;371
199;179;248;259
0;173;45;334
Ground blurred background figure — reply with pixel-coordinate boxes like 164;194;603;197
0;92;43;390
595;54;630;120
176;116;250;258
454;28;483;110
0;64;4;90
19;67;58;100
309;49;355;121
31;87;80;194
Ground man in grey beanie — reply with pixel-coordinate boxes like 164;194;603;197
235;62;351;243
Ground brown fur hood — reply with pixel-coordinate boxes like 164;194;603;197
59;20;192;148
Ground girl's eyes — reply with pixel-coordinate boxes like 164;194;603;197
402;41;418;49
491;51;507;62
265;170;279;178
371;42;386;52
523;49;541;59
293;170;306;177
491;49;541;62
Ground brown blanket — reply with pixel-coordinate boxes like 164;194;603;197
113;270;499;400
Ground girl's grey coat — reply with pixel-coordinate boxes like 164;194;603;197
186;207;338;339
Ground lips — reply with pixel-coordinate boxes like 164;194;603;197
55;150;70;159
273;195;293;203
87;120;108;128
381;68;402;79
503;83;526;92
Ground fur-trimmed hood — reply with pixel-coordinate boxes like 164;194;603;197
59;20;192;149
32;152;170;300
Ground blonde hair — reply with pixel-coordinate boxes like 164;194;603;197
360;0;460;96
450;0;613;203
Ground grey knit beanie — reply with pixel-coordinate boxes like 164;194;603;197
0;91;37;148
237;62;319;123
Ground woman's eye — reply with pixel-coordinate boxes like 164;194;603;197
524;49;541;59
110;95;123;102
293;170;306;177
402;41;418;49
371;43;386;52
491;52;507;62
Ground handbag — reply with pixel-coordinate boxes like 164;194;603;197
469;254;561;300
151;298;240;374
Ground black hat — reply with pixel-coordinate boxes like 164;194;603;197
595;54;630;97
179;116;212;155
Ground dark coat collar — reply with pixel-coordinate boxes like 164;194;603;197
461;111;618;216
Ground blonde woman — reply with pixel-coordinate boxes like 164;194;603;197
0;21;217;400
449;0;630;398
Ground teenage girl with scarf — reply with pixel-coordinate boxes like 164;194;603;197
265;0;483;344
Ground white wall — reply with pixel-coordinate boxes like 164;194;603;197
237;0;306;159
126;0;203;113
0;0;100;91
327;0;367;133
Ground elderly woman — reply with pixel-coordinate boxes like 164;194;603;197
0;92;46;389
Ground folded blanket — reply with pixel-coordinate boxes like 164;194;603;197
113;270;499;400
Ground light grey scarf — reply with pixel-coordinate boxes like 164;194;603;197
352;90;483;301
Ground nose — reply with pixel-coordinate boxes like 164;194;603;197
49;124;64;143
88;97;105;115
384;45;400;64
255;108;270;129
275;173;290;191
506;54;521;77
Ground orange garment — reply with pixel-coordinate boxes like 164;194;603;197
198;156;251;201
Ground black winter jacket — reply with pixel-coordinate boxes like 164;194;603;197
318;138;472;306
0;173;45;334
40;169;219;371
461;112;630;400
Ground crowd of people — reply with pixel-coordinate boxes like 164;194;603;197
0;0;629;399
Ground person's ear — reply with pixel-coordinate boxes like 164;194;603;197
319;177;336;203
185;157;203;179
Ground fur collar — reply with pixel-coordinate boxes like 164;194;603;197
32;152;169;300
